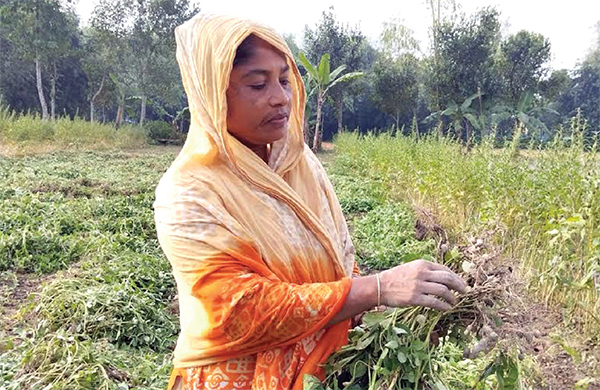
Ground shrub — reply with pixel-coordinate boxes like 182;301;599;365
145;121;182;145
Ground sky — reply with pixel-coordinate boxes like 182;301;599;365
75;0;600;70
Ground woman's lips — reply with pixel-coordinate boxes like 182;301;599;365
267;114;288;127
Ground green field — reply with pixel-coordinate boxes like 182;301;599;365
1;135;599;389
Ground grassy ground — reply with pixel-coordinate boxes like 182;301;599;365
0;147;180;389
1;135;599;389
0;106;148;156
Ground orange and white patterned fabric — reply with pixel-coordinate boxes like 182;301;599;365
153;13;357;390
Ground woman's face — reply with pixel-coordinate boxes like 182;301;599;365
226;38;293;147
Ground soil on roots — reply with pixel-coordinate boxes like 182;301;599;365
413;208;600;389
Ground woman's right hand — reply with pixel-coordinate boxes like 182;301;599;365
378;259;467;311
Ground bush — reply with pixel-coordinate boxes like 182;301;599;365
145;121;182;144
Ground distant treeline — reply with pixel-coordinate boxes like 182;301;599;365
0;0;599;143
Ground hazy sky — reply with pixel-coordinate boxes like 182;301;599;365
76;0;600;70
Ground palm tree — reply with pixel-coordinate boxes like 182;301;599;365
298;52;363;152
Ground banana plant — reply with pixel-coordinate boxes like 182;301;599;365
490;90;559;141
298;52;363;151
425;91;483;146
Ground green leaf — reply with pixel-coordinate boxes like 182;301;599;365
298;52;319;82
355;333;376;350
303;374;325;390
325;72;363;94
464;113;481;130
329;65;347;82
442;101;458;116
318;54;331;85
393;326;408;335
351;361;367;379
361;311;387;327
385;339;399;349
397;351;407;363
461;91;483;111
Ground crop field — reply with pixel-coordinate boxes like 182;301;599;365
1;133;599;389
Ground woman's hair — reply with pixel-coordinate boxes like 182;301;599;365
232;34;287;67
233;34;259;67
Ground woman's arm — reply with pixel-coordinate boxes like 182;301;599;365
328;260;468;326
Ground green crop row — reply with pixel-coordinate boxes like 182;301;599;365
1;149;179;389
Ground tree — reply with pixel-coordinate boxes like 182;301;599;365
298;53;363;151
425;0;459;113
557;22;600;135
127;0;198;126
89;0;136;128
371;54;420;129
380;17;420;58
303;9;368;133
539;69;571;104
371;18;422;130
0;0;77;120
498;30;551;106
491;90;558;141
424;7;502;114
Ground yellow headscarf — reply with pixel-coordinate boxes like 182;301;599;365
154;13;356;389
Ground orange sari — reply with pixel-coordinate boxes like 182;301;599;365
154;14;357;390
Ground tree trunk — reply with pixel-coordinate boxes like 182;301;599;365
312;94;324;152
413;111;419;138
90;75;106;123
35;54;49;120
139;95;147;126
304;116;311;145
115;104;124;130
336;98;343;132
50;60;57;120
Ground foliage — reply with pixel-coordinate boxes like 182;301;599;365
145;120;183;144
0;110;147;151
334;130;600;338
371;54;420;129
424;7;502;110
425;92;483;144
490;90;559;141
298;52;363;151
303;8;371;134
352;204;435;270
498;30;552;106
0;148;180;389
557;33;600;133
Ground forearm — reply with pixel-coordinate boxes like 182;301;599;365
327;274;378;326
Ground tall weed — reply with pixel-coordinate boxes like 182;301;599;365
334;128;600;338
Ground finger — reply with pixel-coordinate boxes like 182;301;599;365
425;261;455;274
425;270;468;294
421;281;456;305
413;294;452;311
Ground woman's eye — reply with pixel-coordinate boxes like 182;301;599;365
250;84;266;90
280;79;290;87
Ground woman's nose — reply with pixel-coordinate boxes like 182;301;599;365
269;83;291;107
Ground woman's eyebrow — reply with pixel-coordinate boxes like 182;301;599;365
241;64;290;79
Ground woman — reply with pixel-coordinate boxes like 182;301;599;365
154;13;466;390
